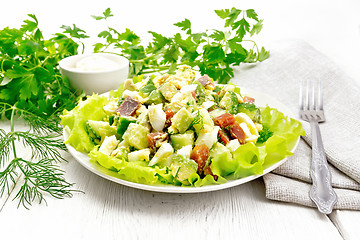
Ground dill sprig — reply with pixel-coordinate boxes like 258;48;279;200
12;131;66;162
0;129;15;165
0;106;78;209
14;158;74;209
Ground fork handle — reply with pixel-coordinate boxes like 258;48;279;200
309;121;338;214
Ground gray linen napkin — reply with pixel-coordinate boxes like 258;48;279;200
231;39;360;210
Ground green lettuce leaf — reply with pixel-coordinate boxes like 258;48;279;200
89;148;174;185
210;142;236;177
193;174;227;187
232;142;263;178
61;94;110;152
109;82;125;98
260;106;305;150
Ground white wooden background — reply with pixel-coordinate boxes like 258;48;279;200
1;0;360;239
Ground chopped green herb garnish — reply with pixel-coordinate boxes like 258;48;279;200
257;126;273;143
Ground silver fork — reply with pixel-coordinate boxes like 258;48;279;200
299;79;337;214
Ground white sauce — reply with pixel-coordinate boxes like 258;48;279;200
75;55;120;72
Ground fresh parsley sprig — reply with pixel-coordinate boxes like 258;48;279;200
0;14;86;120
92;7;269;83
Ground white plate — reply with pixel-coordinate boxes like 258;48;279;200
64;88;300;193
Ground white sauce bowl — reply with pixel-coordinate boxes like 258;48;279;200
59;53;129;94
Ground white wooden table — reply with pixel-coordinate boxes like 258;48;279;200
1;1;360;239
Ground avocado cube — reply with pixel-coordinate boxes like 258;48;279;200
145;90;165;105
171;130;194;150
159;81;178;101
170;155;198;184
219;91;239;114
171;107;194;133
122;123;149;150
192;109;214;134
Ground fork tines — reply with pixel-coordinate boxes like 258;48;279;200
299;79;325;122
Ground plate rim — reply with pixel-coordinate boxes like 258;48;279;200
63;88;300;193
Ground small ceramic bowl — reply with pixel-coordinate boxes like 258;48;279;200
59;53;129;94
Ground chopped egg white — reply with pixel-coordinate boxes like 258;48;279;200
235;113;259;137
202;101;215;110
128;149;151;162
148;143;174;166
177;145;192;159
122;89;147;103
226;139;241;152
148;104;166;131
99;135;119;155
195;126;220;149
103;100;118;114
180;84;197;94
239;122;252;138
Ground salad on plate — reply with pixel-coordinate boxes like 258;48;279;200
61;66;304;187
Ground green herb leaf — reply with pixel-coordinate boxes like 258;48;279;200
91;7;113;20
174;19;192;34
61;24;89;39
257;126;273;143
209;30;226;41
246;9;259;21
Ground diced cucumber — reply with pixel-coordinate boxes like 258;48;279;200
117;116;137;137
87;120;117;143
170;130;194;151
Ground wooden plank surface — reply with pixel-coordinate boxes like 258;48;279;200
0;152;343;240
1;1;360;239
329;211;360;240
